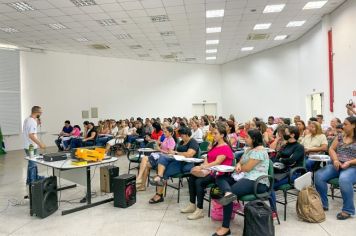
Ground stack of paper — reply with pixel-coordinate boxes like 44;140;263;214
173;155;204;163
208;165;235;172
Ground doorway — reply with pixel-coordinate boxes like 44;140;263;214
306;93;323;118
192;103;217;117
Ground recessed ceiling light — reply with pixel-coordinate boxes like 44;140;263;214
206;27;222;33
206;49;217;53
254;23;272;30
7;2;35;12
274;35;288;40
263;4;285;13
116;33;133;39
286;21;306;27
303;1;328;10
206;56;216;60
48;23;67;30
75;37;89;42
0;43;18;50
206;40;219;45
160;31;175;36
206;9;224;18
241;47;254;51
97;19;118;26
70;0;97;7
150;15;169;22
129;45;143;49
0;27;19;33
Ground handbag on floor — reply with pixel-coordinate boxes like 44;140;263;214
296;186;325;223
210;199;241;221
243;200;274;236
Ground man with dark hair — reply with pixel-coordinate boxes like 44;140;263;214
23;106;46;185
55;120;73;151
267;116;277;131
316;114;329;131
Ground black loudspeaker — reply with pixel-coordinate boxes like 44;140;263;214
31;176;58;218
100;166;119;193
113;174;136;208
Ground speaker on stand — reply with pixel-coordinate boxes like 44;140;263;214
113;174;136;208
31;176;58;218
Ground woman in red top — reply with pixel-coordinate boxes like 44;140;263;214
180;123;234;220
145;122;163;142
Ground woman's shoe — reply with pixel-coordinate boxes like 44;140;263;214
149;193;164;204
136;185;146;192
149;175;165;186
217;193;237;206
336;212;351;220
187;208;204;220
180;203;196;213
212;229;231;236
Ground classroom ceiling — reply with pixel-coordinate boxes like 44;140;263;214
0;0;346;64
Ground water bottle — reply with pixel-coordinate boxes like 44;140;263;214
29;144;34;158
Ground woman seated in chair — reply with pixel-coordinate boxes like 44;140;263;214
212;129;270;236
105;120;129;154
135;126;176;191
145;122;163;143
270;126;305;211
190;119;203;143
70;122;97;148
180;123;234;220
96;120;112;146
315;116;356;220
301;121;328;171
148;126;200;204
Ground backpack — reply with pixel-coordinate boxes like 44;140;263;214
243;200;274;236
296;186;325;223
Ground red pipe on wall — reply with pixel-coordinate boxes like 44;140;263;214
328;30;334;112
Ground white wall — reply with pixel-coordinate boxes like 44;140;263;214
221;0;356;124
4;51;222;151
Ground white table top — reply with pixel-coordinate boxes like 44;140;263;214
24;155;118;170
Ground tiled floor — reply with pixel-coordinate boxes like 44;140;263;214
0;147;354;236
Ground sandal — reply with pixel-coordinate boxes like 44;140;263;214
149;175;165;186
149;193;164;204
217;193;237;206
337;212;351;220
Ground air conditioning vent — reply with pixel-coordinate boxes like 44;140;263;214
247;33;270;40
150;15;169;22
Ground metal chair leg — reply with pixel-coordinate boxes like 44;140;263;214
284;190;287;221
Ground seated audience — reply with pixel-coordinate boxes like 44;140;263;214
63;125;81;150
269;125;288;152
204;122;216;144
296;120;307;142
213;129;270;236
55;120;73;151
96;120;112;146
256;121;273;146
346;102;356;116
315;116;356;220
301;121;328;171
148;127;199;204
180;123;234;220
145;122;163;143
70;122;97;148
226;121;238;148
267;116;278;131
136;127;176;191
317;114;330;132
325;118;342;144
105;120;129;153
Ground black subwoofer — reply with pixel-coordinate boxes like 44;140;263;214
113;174;136;208
31;176;58;218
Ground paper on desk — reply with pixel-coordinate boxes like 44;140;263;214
209;165;235;172
309;154;330;161
173;155;204;163
232;172;245;181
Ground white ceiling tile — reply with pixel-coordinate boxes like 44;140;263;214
120;1;143;10
99;3;123;12
80;5;105;14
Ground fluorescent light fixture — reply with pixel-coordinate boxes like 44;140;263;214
206;27;222;33
150;15;169;22
97;19;118;26
241;47;254;51
160;31;175;36
0;27;19;33
48;23;67;30
0;43;18;50
76;37;88;42
303;1;328;10
206;40;219;45
7;1;35;11
206;56;216;60
206;49;217;53
286;20;306;27
274;35;288;40
70;0;97;7
253;23;272;30
116;33;133;39
263;4;285;13
206;9;224;18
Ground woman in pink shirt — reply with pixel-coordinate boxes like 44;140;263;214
180;123;234;220
63;125;81;150
136;127;176;191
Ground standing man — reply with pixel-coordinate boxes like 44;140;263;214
316;114;330;132
23;106;46;185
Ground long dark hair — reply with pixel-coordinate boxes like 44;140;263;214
152;122;162;132
345;116;356;141
210;122;233;151
247;129;264;148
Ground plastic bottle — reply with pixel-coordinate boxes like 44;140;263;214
29;144;34;158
